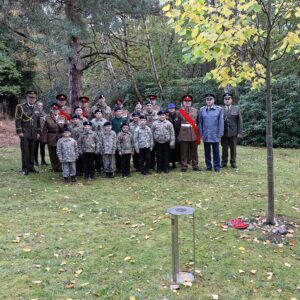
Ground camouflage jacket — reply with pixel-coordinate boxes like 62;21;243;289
100;130;117;154
69;123;84;142
91;118;107;137
151;119;175;146
133;125;153;151
77;129;100;154
144;110;158;127
56;137;79;162
91;104;112;120
129;121;139;135
117;131;134;154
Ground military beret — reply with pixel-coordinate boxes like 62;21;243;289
73;106;81;111
168;103;176;109
204;93;216;99
164;109;170;114
56;94;67;100
104;121;112;126
131;112;140;117
223;93;233;99
139;114;146;120
157;110;165;116
51;103;60;110
78;96;89;103
121;122;129;128
114;107;122;112
145;100;152;106
98;94;105;99
71;114;79;119
147;95;157;100
94;109;102;114
83;121;92;126
26;90;37;96
181;95;193;102
63;127;71;133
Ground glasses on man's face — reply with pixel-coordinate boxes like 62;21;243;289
205;97;214;101
224;97;232;100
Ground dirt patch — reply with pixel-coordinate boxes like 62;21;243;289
0;120;19;147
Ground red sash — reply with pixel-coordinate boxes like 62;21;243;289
60;110;70;121
179;108;201;145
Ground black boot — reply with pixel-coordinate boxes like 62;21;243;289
71;176;77;182
105;172;109;178
41;160;48;166
63;177;69;183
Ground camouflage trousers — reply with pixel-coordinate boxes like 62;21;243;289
61;161;76;177
102;154;115;173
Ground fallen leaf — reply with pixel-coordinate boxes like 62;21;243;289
250;269;257;275
239;269;245;274
284;262;291;267
11;237;20;243
144;235;150;240
170;284;180;291
45;267;50;272
80;282;89;287
75;269;83;277
129;297;136;300
79;213;85;218
32;280;42;284
65;280;76;289
183;281;192;287
212;294;219;299
124;256;131;261
108;253;114;257
77;251;84;256
54;253;59;258
267;272;273;280
23;246;31;252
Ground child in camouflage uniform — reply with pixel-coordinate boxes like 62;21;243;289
129;112;141;172
56;128;79;183
100;121;117;178
117;123;134;177
69;114;84;176
133;115;153;175
77;121;100;180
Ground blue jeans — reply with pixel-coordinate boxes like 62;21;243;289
204;142;220;170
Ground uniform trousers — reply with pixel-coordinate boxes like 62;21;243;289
95;153;103;173
221;136;237;166
34;140;46;164
102;154;115;173
82;152;95;178
76;155;83;176
132;150;141;171
169;142;180;166
20;137;36;171
150;145;156;169
61;161;76;177
121;153;131;176
48;145;61;172
115;151;122;172
204;142;220;170
180;141;198;169
155;142;170;172
139;147;151;174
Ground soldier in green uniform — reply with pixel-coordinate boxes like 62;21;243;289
15;90;41;175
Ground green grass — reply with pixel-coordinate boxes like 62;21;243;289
0;146;299;300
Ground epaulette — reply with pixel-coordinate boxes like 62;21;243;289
200;106;206;111
215;105;222;110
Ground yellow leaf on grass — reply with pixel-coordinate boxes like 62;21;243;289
75;269;83;277
129;296;137;300
124;256;131;261
267;272;273;280
250;269;257;275
32;280;42;284
212;294;219;299
23;247;31;252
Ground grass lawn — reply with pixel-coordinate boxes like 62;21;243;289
0;145;299;300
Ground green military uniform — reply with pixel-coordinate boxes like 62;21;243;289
15;101;41;173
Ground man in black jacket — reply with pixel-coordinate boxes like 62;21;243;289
221;93;243;168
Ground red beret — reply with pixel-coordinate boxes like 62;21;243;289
78;96;89;103
51;103;61;110
114;99;124;104
181;95;193;102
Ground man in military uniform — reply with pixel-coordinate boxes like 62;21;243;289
78;96;91;119
56;94;71;121
146;95;161;112
199;93;224;172
114;99;129;120
177;95;201;172
221;93;243;168
15;90;41;175
90;94;112;120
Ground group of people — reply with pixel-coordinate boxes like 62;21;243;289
15;91;243;182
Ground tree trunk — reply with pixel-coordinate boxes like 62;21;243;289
65;0;83;108
121;16;142;101
143;17;163;96
265;0;275;225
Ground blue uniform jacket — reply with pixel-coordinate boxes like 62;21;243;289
199;105;224;142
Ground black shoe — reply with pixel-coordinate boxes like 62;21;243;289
34;160;39;166
141;170;147;175
84;176;89;180
29;168;39;173
231;163;237;168
206;168;212;171
221;163;227;168
193;166;201;171
171;163;176;169
181;168;187;172
63;177;69;183
163;170;169;174
105;173;109;178
215;168;220;172
22;168;29;176
157;170;162;174
109;172;114;178
71;176;77;182
41;161;48;166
